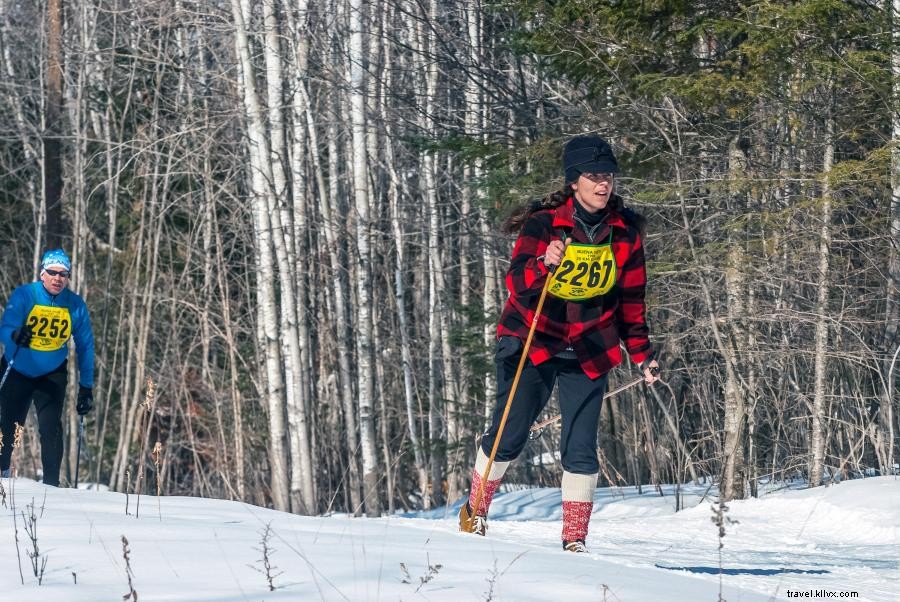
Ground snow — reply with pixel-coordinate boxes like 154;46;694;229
0;476;896;601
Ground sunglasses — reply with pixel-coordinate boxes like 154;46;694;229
582;172;614;183
45;268;70;278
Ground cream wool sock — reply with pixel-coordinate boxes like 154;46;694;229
467;448;510;515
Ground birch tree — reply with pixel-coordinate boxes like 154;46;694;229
348;0;381;517
808;95;835;487
884;0;900;475
231;0;290;511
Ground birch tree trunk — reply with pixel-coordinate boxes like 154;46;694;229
349;0;381;516
722;137;747;501
63;0;98;481
453;1;472;502
411;0;447;507
882;0;899;474
430;0;457;506
809;103;835;488
260;0;316;515
231;0;290;511
463;1;499;428
285;0;317;513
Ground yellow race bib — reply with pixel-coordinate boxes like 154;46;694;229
25;305;72;351
548;242;617;300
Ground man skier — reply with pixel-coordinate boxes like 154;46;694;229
0;249;95;486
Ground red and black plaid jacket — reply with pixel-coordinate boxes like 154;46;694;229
497;197;653;379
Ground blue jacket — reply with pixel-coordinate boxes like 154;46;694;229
0;282;94;387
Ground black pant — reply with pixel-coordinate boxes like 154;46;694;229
481;338;608;474
0;359;68;487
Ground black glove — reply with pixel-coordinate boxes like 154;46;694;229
76;386;93;415
12;325;33;347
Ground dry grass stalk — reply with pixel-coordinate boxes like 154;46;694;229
125;468;131;515
11;423;25;584
10;422;23;487
152;441;163;520
13;422;23;450
151;442;163;495
141;377;156;411
135;378;157;519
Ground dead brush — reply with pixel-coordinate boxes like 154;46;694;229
249;521;283;592
22;497;48;584
399;553;443;593
121;535;138;600
711;498;739;602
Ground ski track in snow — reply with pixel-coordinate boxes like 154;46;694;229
0;476;896;601
405;478;899;601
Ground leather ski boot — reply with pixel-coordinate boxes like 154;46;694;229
458;502;487;536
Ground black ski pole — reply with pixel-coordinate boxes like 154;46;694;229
74;415;85;489
0;345;22;394
528;366;660;439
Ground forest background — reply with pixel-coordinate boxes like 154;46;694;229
0;0;897;517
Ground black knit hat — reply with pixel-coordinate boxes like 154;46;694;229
563;135;619;182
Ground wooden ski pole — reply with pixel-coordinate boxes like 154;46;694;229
465;268;556;532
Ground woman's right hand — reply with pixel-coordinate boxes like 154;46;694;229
543;239;568;269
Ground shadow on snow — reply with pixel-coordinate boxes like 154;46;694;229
655;565;830;576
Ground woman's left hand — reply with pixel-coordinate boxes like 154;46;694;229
642;360;660;385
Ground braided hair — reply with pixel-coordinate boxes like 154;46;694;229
502;187;646;235
501;187;569;234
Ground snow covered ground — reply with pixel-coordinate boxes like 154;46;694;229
0;476;896;601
